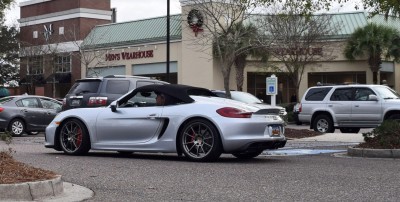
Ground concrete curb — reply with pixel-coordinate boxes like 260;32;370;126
0;176;63;201
0;176;94;202
348;147;400;158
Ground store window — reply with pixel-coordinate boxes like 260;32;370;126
28;56;43;75
54;55;71;73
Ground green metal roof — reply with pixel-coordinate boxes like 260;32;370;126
82;12;400;49
82;14;182;49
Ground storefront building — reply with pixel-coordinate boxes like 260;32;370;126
18;0;112;98
19;0;400;102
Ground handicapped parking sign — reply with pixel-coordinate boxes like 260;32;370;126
266;75;278;95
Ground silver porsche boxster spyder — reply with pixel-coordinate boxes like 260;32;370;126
45;84;286;162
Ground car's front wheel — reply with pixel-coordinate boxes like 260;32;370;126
179;119;222;162
339;127;360;133
232;150;263;159
313;114;334;133
8;119;25;136
59;119;90;155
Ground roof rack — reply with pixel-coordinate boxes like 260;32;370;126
104;75;151;79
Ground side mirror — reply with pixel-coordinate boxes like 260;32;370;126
110;101;118;112
369;94;378;101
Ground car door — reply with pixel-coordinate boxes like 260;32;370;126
95;91;163;144
351;87;382;124
327;87;353;123
39;98;61;127
18;98;44;130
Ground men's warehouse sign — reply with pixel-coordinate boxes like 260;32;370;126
105;50;154;61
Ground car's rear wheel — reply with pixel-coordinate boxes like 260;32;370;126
339;127;360;133
313;114;334;133
59;119;90;155
232;150;263;159
179;119;222;162
8;119;25;136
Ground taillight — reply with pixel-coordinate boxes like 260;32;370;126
298;103;302;113
216;107;252;118
0;107;3;112
87;97;108;106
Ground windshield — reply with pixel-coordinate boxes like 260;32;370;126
374;86;400;99
231;91;262;104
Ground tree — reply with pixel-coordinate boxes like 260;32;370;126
0;25;19;85
188;0;268;98
257;2;340;101
232;23;269;91
343;23;400;84
362;0;400;18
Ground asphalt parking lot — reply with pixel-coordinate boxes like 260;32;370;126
1;125;399;201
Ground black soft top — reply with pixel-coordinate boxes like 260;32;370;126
133;84;217;103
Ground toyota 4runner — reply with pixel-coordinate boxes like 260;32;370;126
298;84;400;133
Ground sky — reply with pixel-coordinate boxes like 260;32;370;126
4;0;362;26
5;0;182;26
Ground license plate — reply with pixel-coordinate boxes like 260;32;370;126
71;99;81;106
271;126;280;136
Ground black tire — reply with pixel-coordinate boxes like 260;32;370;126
27;131;39;135
179;119;222;162
387;114;400;121
339;127;360;133
8;119;25;136
232;150;263;159
313;114;334;133
59;119;90;155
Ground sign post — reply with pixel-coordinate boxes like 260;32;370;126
266;74;278;106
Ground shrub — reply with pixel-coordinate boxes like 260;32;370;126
360;120;400;149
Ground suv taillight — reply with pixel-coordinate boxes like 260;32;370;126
88;97;108;106
216;107;252;118
0;107;3;112
298;103;302;113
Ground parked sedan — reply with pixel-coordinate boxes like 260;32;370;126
0;95;62;136
45;84;287;162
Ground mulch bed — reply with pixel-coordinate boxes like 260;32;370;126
0;151;57;184
284;128;323;139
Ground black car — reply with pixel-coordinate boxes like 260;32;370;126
62;75;168;110
0;95;62;136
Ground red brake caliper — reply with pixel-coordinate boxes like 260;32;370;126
76;128;82;147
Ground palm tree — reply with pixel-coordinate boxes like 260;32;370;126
232;23;269;91
344;23;400;84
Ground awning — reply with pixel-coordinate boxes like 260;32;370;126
45;72;71;84
19;74;46;85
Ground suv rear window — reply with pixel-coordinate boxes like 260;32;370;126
68;80;101;95
305;87;332;101
105;80;130;94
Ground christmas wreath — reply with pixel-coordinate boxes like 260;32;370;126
187;9;204;28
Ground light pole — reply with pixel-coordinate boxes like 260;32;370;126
166;0;170;83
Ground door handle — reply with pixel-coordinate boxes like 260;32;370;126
147;114;158;119
354;105;359;107
328;104;333;107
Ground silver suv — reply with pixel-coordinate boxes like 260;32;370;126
298;84;400;133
